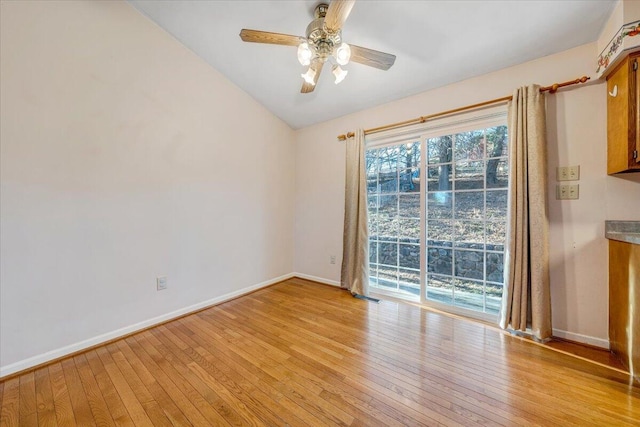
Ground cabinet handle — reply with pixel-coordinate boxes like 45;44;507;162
609;85;618;97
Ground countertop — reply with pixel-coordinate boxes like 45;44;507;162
605;221;640;245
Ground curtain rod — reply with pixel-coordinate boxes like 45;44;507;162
336;76;590;141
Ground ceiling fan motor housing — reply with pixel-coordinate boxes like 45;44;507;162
306;15;342;62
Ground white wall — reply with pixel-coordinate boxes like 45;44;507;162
0;0;295;375
293;42;640;346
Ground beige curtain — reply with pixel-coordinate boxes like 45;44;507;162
341;129;369;296
500;85;552;340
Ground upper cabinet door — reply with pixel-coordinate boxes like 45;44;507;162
607;53;640;174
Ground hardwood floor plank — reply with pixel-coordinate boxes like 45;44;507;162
73;354;115;427
47;363;76;427
33;367;57;427
103;343;171;427
114;339;192;426
133;332;233;426
60;359;95;427
123;335;210;426
19;371;37;426
2;279;639;426
0;377;20;427
146;328;244;426
83;350;134;426
94;346;153;427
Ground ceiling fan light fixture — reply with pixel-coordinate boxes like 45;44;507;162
297;42;313;66
332;64;348;84
301;67;317;85
335;42;351;65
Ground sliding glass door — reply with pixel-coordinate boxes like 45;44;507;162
367;141;422;297
366;114;508;319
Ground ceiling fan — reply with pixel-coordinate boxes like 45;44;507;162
239;0;396;93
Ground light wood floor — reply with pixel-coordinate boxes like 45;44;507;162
1;278;639;426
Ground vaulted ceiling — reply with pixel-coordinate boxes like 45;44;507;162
130;0;616;129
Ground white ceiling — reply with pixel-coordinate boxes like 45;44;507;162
129;0;616;129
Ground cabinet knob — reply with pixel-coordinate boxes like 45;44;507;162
609;85;618;97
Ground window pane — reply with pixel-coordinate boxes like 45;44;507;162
368;212;379;236
454;250;483;280
369;264;378;286
427;165;452;191
454;221;484;249
453;278;484;311
378;265;398;290
486;222;506;251
454;161;484;190
399;218;420;242
486;190;507;219
454;130;484;161
427;220;453;246
378;146;399;173
399;168;420;193
427;192;452;219
399;194;420;218
399;268;420;296
379;173;398;193
399;142;421;168
366;149;379;173
486;158;508;188
399;244;420;269
378;216;398;238
486;252;504;283
379;194;397;216
367;175;378;194
486;126;508;158
427;248;452;275
428;136;452;164
378;242;397;266
369;241;378;264
485;283;503;314
454;191;484;220
426;274;453;304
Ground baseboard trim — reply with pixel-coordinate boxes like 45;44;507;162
552;328;609;349
292;272;341;287
0;272;294;379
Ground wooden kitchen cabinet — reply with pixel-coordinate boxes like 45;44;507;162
607;52;640;174
609;239;640;382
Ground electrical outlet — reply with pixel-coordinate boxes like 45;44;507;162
567;184;579;200
556;184;579;200
556;165;580;181
567;165;580;181
157;276;167;291
556;166;569;181
329;255;336;264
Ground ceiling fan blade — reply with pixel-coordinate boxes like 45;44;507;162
324;0;356;33
301;61;324;94
239;29;301;46
349;44;396;70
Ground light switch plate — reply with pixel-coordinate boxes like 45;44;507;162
556;184;579;200
557;165;580;181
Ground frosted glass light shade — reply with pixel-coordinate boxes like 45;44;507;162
332;65;348;84
297;42;312;66
301;67;316;85
335;43;351;66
